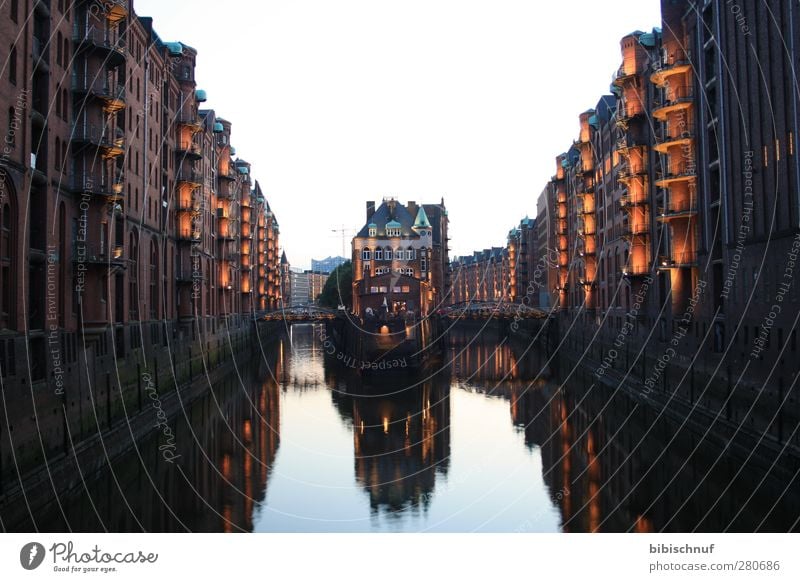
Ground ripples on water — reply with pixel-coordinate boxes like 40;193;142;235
7;323;799;532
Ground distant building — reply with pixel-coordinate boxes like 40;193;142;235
311;256;347;274
279;251;291;308
288;268;328;306
289;269;310;307
351;198;450;317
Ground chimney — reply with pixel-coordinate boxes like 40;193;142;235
366;201;376;221
407;201;418;217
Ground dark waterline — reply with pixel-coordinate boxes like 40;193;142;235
4;323;799;532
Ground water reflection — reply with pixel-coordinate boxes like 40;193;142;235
4;323;798;532
332;380;450;516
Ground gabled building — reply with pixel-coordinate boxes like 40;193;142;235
351;198;449;317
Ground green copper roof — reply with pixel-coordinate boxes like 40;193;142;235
386;219;402;229
638;33;656;47
195;89;207;102
413;206;431;228
213;122;224;133
166;42;183;56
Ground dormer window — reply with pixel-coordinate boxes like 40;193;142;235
369;227;376;237
387;227;401;237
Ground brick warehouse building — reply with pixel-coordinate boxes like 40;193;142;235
450;216;540;306
0;0;282;484
352;198;449;317
535;0;800;451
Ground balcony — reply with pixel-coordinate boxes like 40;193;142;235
613;64;638;86
72;77;126;111
650;52;692;87
178;228;202;243
622;264;651;278
658;251;697;269
657;197;698;220
219;164;237;181
105;0;129;22
70;174;124;201
177;168;203;186
654;128;694;154
617;162;646;182
656;162;697;187
178;113;203;133
619;194;648;209
176;140;202;160
616;137;646;153
72;243;126;268
653;86;694;121
622;220;651;238
176;197;200;213
71;124;125;157
616;105;644;125
73;25;126;66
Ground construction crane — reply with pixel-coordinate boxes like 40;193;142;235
330;225;355;261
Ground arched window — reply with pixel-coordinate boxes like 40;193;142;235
361;248;371;261
385;247;392;261
406;247;414;260
56;32;63;65
54;137;61;169
375;248;382;261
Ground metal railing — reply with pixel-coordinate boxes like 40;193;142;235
73;25;127;56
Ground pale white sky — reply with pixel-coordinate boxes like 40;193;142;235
135;0;661;269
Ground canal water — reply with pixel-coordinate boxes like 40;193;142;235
6;323;799;532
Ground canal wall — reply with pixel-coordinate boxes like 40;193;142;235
544;313;800;477
0;318;285;523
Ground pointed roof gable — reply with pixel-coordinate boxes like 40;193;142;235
413;206;431;229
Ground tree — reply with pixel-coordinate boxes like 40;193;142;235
318;261;353;309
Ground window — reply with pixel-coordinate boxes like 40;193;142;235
368;227;376;237
57;32;62;66
375;248;383;261
421;257;427;272
385;248;392;261
406;248;414;260
362;249;371;261
10;0;18;22
387;228;401;237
